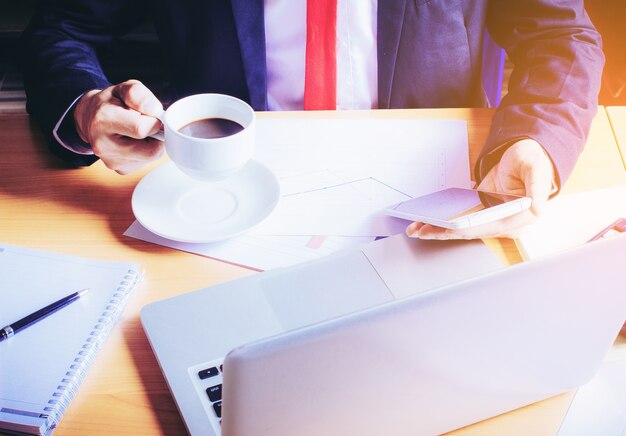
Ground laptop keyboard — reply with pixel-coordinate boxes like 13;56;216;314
189;359;225;435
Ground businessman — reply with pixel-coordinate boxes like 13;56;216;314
18;0;604;239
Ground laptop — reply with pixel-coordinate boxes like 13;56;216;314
141;233;626;435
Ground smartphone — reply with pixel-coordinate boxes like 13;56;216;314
384;187;532;229
587;218;626;242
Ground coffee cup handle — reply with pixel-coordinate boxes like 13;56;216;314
148;109;166;142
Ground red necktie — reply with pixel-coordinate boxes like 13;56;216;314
303;0;337;110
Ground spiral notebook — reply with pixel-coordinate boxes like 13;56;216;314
0;244;142;435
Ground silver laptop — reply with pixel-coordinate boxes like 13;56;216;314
141;233;626;435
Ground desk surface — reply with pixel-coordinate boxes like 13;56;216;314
0;108;622;435
606;106;626;171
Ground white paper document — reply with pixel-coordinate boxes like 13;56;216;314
253;118;470;236
126;117;471;269
125;221;375;270
516;184;626;260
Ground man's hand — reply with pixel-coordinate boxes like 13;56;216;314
73;79;164;174
407;139;556;240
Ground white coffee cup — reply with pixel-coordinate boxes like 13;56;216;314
154;93;255;181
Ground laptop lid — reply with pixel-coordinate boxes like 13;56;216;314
221;234;626;436
140;236;503;435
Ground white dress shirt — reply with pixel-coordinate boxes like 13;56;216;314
264;0;378;111
55;0;379;154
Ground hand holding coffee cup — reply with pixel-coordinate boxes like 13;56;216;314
155;93;256;181
73;81;254;178
73;80;165;175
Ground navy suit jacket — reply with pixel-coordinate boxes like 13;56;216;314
19;0;603;187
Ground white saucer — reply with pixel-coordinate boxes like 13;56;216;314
132;160;280;243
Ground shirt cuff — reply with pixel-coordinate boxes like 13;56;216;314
52;93;95;156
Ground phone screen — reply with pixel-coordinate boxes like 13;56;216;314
392;188;526;221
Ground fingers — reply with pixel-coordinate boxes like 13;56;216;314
101;103;162;139
518;143;555;216
497;139;555;216
111;79;164;118
406;221;426;236
407;209;537;240
72;80;165;174
94;136;165;175
524;171;552;216
108;80;163;138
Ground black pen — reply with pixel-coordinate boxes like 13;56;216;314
0;288;89;342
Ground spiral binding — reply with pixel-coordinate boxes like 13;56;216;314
42;269;141;430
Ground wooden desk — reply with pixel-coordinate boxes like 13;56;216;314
556;107;626;193
0;108;622;435
606;106;626;170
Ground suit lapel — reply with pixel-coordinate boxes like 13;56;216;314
231;0;268;110
377;0;407;109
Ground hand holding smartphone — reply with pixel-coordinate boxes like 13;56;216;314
384;187;532;230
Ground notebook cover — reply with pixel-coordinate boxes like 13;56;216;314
0;244;141;435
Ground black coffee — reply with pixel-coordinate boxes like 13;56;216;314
178;117;244;139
